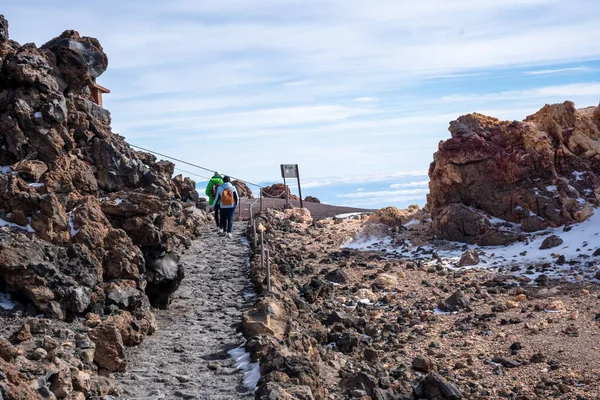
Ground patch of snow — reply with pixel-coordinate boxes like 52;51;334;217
346;210;600;282
433;307;457;315
228;345;260;390
68;212;80;237
573;171;584;181
358;299;372;304
114;198;123;205
0;166;11;174
335;212;366;219
0;292;19;310
0;217;35;233
405;219;420;226
34;111;42;118
546;185;557;192
28;183;45;188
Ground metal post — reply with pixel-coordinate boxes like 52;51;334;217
237;199;241;220
252;222;257;249
260;188;263;212
283;176;289;208
249;206;253;226
296;164;303;209
265;249;271;292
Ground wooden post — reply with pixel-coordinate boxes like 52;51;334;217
265;249;271;292
260;230;264;270
296;164;303;209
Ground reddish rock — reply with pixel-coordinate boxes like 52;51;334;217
262;183;300;200
428;102;600;243
368;205;422;227
89;323;126;372
233;180;254;198
304;196;320;203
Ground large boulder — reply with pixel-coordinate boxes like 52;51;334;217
368;205;422;227
262;183;300;200
41;30;108;92
232;179;254;198
428;102;600;243
242;298;289;339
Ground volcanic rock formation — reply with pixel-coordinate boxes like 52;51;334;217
0;20;205;317
232;179;254;198
262;183;300;200
428;101;600;244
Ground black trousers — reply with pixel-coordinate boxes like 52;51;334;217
214;203;221;227
220;207;235;233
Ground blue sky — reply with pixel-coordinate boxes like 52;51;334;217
3;0;600;208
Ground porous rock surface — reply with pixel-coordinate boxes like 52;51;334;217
262;183;300;200
0;16;207;398
232;179;254;198
428;102;600;243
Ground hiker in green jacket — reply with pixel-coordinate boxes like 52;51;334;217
206;171;224;231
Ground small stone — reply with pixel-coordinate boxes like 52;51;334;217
30;348;48;361
412;356;436;372
505;300;519;309
513;294;527;302
568;311;579;320
540;235;563;250
545;300;566;312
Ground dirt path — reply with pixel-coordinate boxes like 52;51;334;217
118;223;254;400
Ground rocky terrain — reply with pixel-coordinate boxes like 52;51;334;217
0;16;209;399
3;11;600;400
240;206;600;400
428;102;600;245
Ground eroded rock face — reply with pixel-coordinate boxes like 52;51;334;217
428;102;600;243
368;205;422;227
262;183;300;200
0;16;208;392
232;179;254;198
0;16;208;315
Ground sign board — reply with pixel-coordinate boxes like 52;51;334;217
280;164;298;179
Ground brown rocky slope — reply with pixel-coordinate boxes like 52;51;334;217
428;101;600;244
0;16;207;399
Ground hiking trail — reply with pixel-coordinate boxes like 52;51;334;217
118;223;254;400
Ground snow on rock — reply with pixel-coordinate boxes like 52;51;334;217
0;292;19;310
228;345;260;390
345;210;600;282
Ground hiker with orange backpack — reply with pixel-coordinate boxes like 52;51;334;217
211;175;239;238
206;171;224;232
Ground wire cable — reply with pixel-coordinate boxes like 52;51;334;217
130;144;264;188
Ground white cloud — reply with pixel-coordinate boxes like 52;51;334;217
440;83;600;103
3;0;600;186
302;171;429;189
524;67;592;75
389;181;429;189
336;188;429;199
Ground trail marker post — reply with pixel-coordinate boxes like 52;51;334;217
280;164;303;208
260;230;264;269
260;188;263;212
265;249;271;292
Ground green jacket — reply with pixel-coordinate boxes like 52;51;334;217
205;175;223;205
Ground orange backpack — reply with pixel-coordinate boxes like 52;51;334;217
221;188;235;206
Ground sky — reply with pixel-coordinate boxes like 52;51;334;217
3;0;600;209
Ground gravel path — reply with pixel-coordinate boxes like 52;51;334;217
119;223;254;400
